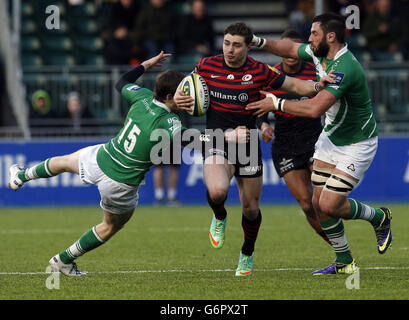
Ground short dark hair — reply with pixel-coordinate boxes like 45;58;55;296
280;29;303;41
154;70;185;102
224;22;253;45
312;12;346;43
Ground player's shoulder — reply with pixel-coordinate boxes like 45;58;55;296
123;83;152;96
246;57;277;75
247;56;268;69
333;50;365;79
198;54;223;68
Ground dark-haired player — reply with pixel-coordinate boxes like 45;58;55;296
256;29;331;246
250;13;392;275
175;22;334;276
8;52;187;276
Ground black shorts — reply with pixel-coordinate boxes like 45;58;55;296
272;150;314;178
203;140;263;178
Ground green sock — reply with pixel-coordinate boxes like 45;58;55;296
18;159;56;182
320;217;353;264
347;199;384;227
59;226;105;264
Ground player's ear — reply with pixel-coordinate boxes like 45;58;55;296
166;93;173;103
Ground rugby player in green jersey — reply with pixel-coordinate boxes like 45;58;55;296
248;13;392;275
7;52;190;276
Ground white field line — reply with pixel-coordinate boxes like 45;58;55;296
1;266;409;276
0;227;211;235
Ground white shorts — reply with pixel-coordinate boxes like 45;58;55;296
78;144;139;214
313;132;378;181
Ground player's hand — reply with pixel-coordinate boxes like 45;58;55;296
251;34;266;48
141;51;172;70
260;122;273;143
246;90;279;117
174;89;194;111
316;70;336;91
225;126;250;144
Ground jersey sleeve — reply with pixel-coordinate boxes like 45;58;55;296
121;83;153;105
263;64;286;90
297;43;314;63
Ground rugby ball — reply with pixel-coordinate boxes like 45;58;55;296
179;73;209;117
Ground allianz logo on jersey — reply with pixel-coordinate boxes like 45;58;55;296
210;90;249;103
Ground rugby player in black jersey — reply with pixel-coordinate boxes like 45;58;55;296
174;22;334;276
256;29;330;246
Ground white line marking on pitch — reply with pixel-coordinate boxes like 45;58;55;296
1;266;409;276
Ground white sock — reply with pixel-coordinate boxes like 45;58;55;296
168;188;177;201
155;188;164;200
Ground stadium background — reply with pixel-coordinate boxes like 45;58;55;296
1;0;408;207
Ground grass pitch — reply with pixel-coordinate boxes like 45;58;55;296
1;204;408;300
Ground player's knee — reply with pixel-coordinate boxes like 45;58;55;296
241;198;259;216
317;201;336;217
207;187;228;205
242;207;259;220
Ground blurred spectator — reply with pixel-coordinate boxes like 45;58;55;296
29;90;59;127
102;0;144;65
153;162;181;206
362;0;407;60
68;0;85;4
0;56;16;127
61;92;94;133
109;0;140;32
133;0;178;58
392;0;409;59
288;0;315;42
177;0;215;57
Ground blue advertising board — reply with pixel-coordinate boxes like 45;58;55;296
1;137;409;207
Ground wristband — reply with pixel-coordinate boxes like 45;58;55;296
266;93;285;112
277;98;285;112
314;81;320;92
252;35;266;48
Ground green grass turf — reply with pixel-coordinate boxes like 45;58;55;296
0;204;408;300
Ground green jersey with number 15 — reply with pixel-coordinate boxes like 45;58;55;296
298;43;378;146
96;84;184;186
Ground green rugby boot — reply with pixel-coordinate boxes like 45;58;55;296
235;251;254;276
209;215;226;249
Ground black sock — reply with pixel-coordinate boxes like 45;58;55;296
241;211;262;256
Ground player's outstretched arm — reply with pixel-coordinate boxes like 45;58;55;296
115;51;172;93
279;72;336;96
252;35;300;59
246;89;337;119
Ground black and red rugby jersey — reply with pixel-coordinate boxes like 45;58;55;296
195;54;285;130
263;61;323;156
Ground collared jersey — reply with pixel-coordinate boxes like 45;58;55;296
298;43;378;146
97;84;184;185
195;54;286;130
